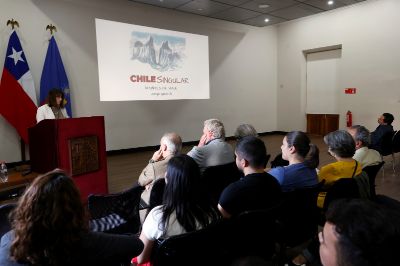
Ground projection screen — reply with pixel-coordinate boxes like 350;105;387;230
95;18;210;101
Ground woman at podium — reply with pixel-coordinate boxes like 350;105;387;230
36;89;69;123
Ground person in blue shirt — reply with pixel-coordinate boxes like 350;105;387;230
269;131;319;191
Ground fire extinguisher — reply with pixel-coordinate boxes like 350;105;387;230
346;110;352;127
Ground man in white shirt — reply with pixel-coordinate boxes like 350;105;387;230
347;125;382;168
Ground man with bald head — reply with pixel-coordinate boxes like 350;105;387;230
138;132;182;204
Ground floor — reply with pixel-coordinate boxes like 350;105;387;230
107;134;400;201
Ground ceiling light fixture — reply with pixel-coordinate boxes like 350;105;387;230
259;4;270;9
264;18;270;23
327;0;334;5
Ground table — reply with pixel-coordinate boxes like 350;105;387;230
0;171;38;203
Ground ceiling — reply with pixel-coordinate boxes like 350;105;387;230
128;0;366;27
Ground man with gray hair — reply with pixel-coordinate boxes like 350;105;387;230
138;132;182;204
234;123;258;140
347;125;382;168
188;118;234;173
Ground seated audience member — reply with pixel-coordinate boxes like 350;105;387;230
0;170;143;266
138;132;182;204
187;118;234;173
36;88;69;123
134;154;220;264
370;112;394;152
218;136;281;218
319;199;400;266
234;123;258;140
347;125;382;168
268;131;319;191
317;130;362;208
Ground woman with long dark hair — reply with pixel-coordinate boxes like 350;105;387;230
135;154;220;264
268;131;319;191
0;170;143;266
36;88;69;123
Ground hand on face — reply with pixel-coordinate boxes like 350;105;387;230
151;148;163;162
198;133;208;147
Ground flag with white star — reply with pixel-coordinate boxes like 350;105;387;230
0;30;37;143
40;35;72;117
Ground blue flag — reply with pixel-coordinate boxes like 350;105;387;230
40;36;72;117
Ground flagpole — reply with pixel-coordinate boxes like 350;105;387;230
20;139;26;162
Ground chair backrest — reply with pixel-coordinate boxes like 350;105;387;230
363;161;385;198
227;208;280;262
202;162;242;204
88;184;144;234
270;153;289;168
375;194;400;212
278;182;324;247
392;131;400;153
149;178;166;210
379;131;396;156
0;203;16;239
323;178;360;211
153;208;279;266
153;219;230;266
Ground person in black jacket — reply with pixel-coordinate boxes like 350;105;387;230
370;113;394;152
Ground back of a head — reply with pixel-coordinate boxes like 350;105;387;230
204;118;225;139
286;131;319;168
163;154;217;232
234;124;258;140
164;154;201;202
326;199;400;266
236;136;267;169
162;132;182;154
10;170;86;265
349;125;371;147
383;113;394;125
324;130;355;158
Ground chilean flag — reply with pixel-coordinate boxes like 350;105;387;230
0;31;37;143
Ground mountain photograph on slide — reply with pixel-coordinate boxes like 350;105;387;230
131;32;185;72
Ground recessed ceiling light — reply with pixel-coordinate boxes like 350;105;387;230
264;18;270;23
328;0;334;5
259;4;270;9
197;8;203;11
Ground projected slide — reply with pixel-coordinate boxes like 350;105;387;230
95;18;209;101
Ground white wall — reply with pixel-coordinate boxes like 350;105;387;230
0;0;278;163
277;0;400;132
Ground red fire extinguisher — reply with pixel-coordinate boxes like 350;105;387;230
346;110;352;127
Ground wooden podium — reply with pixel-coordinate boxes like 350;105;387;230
28;116;108;201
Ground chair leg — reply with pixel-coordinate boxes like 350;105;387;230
392;153;396;173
